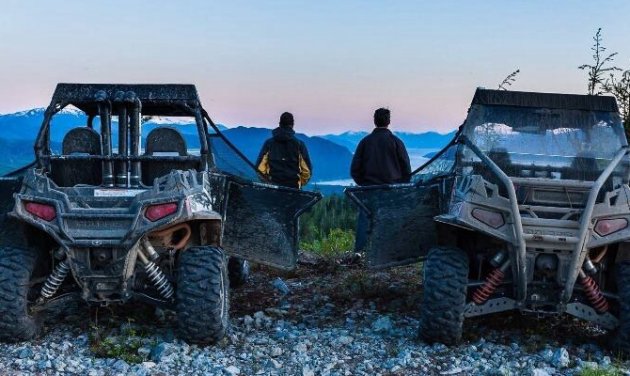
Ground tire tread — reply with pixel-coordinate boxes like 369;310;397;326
418;246;469;345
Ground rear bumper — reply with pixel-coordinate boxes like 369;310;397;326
10;169;223;249
464;297;618;329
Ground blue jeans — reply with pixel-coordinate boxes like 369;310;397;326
355;210;369;252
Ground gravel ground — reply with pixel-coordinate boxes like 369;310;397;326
1;253;629;376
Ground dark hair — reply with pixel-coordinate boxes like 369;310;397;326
279;112;294;128
373;108;390;128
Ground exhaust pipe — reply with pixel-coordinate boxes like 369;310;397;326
125;91;142;187
114;91;129;187
95;90;114;187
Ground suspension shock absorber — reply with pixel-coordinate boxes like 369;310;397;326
579;269;609;313
41;259;71;299
138;240;174;299
472;260;510;305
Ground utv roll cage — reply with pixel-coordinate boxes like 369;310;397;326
32;83;257;187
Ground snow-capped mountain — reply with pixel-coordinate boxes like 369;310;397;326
321;129;457;152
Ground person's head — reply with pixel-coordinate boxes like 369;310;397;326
279;112;294;129
373;108;390;128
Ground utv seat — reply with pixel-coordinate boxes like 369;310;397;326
488;148;516;177
141;127;200;185
565;153;599;181
50;127;103;186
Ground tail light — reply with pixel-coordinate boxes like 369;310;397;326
472;208;504;228
24;201;56;221
594;218;628;236
145;203;178;222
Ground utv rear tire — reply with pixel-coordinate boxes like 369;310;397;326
176;246;229;344
612;261;630;356
228;257;250;288
0;246;42;342
418;246;469;345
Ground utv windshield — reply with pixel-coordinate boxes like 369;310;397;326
462;105;627;180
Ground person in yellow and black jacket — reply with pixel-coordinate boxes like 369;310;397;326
256;112;313;189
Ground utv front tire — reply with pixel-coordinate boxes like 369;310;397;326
418;246;469;345
176;246;229;344
612;261;630;356
0;246;43;342
228;257;250;288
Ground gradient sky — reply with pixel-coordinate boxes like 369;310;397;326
1;1;630;135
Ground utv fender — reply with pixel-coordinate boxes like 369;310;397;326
187;211;223;221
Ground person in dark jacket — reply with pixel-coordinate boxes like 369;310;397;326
256;112;313;189
351;108;411;186
350;108;411;251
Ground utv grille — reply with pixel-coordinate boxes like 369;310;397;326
63;216;134;240
530;189;586;206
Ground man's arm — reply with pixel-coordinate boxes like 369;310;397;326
350;140;365;185
396;138;412;183
298;141;313;188
256;140;271;181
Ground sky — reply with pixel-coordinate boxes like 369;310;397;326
1;1;630;135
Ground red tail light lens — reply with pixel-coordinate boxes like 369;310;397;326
145;203;178;222
595;218;628;236
472;208;505;229
24;202;56;222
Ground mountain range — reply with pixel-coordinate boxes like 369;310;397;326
321;130;456;152
0;108;455;181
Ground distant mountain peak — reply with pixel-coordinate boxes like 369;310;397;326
5;106;86;117
8;107;47;117
321;128;457;152
144;116;195;125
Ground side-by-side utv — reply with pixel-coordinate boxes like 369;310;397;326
0;84;320;344
347;89;630;352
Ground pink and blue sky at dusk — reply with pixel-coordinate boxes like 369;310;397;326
1;0;630;135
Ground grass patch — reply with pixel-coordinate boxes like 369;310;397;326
300;228;355;257
88;314;154;364
578;366;623;376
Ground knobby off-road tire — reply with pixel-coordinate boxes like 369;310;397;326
176;246;229;344
0;246;43;342
228;257;250;288
612;261;630;356
418;246;469;345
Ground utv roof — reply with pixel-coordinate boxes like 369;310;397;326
49;83;203;116
472;88;619;112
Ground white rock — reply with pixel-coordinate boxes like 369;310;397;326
224;365;241;375
551;348;570;369
142;362;156;369
302;365;315;376
270;347;283;357
372;316;393;333
531;368;551;376
440;366;463;375
337;336;353;346
243;315;254;327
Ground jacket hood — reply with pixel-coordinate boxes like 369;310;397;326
272;127;296;142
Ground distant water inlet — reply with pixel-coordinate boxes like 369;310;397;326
314;148;437;186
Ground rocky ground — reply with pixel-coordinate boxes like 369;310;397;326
1;253;629;376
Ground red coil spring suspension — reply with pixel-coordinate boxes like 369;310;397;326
580;274;609;313
472;267;505;304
